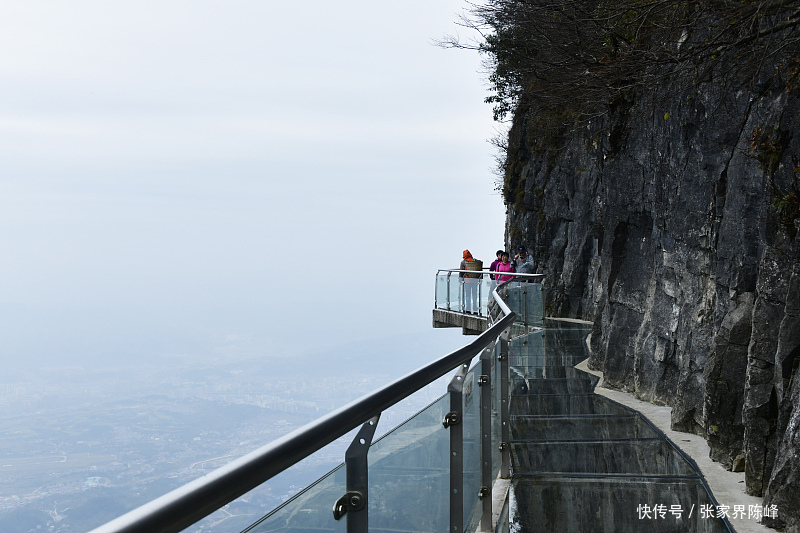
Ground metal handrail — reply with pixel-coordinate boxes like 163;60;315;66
89;290;517;533
437;269;543;279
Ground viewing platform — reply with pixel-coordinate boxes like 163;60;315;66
432;269;542;335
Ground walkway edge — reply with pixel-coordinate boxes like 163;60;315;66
575;334;772;533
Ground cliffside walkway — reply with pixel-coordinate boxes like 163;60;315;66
88;274;743;533
504;320;733;532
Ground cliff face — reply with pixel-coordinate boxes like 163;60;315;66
505;72;800;528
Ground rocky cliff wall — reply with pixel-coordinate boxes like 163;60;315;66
505;71;800;530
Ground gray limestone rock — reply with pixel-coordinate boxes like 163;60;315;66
704;292;753;469
503;57;800;527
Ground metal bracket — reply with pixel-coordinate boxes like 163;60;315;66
499;442;509;451
333;491;365;520
332;414;379;530
497;353;508;362
478;487;490;500
443;411;461;428
478;374;489;386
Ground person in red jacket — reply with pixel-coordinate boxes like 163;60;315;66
460;249;479;314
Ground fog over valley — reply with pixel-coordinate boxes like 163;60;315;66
0;0;503;530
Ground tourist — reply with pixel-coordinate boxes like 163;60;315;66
489;250;503;280
495;251;516;283
460;249;480;314
515;246;536;277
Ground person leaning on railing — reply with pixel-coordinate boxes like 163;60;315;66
495;251;516;282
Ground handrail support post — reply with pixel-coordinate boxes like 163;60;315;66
447;271;451;311
447;362;470;533
479;346;493;531
333;415;380;532
499;330;511;479
477;275;482;316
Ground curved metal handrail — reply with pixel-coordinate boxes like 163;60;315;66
437;269;543;279
89;289;517;533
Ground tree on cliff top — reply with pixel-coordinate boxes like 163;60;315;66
443;0;800;121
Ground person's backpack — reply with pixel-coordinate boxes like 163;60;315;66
464;259;483;279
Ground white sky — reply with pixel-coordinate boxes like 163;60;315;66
0;1;507;370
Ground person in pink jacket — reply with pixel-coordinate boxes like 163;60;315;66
495;251;516;282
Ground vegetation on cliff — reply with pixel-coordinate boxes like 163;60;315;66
450;0;800;120
444;0;800;206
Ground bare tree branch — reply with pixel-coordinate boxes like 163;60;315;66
446;0;800;122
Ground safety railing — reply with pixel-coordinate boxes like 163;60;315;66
88;278;542;533
435;269;543;323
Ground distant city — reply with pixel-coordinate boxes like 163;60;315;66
0;341;452;533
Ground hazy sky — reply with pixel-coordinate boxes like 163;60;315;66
0;1;506;373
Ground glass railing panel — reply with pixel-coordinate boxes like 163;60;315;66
497;281;544;334
242;464;346;533
511;434;696;476
510;414;659;441
491;343;502;481
506;282;523;321
461;277;481;315
436;272;499;316
511;377;595;395
478;275;494;317
495;282;509;304
243;394;453;533
510;393;633;417
462;364;481;531
435;272;450;310
451;275;464;313
525;283;543;327
509;329;544;368
367;394;450;532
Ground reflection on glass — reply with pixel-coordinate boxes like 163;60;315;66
478;276;494;316
243;395;453;533
435;272;500;316
453;276;464;313
436;273;449;310
491;345;502;481
368;395;450;532
506;320;731;532
462;365;481;531
526;284;543;327
243;464;346;533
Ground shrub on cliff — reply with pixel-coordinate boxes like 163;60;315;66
444;0;800;121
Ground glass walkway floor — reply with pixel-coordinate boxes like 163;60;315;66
503;320;732;532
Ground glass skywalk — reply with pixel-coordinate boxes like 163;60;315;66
500;322;733;533
88;277;732;533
